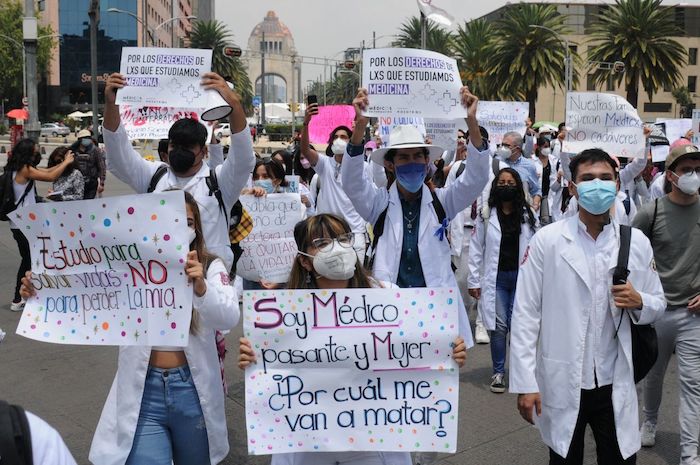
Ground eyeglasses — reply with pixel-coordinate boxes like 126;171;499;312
677;167;700;175
311;233;354;252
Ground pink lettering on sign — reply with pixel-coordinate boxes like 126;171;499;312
307;105;355;144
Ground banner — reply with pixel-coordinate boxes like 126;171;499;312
424;118;467;153
120;106;213;141
477;101;529;149
362;48;465;119
244;287;460;454
237;193;302;283
308;105;355;144
379;115;426;146
655;118;692;145
12;192;192;346
116;47;212;108
563;92;645;158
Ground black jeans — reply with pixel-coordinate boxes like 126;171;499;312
549;385;636;465
11;228;30;303
83;178;98;199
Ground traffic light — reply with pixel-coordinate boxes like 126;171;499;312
223;46;242;58
287;102;299;112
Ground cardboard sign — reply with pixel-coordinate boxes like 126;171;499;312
116;47;212;108
120;106;213;141
237;193;303;283
308;105;355;144
12;192;192;346
244;287;460;454
424;118;468;153
362;48;465;119
476;101;529;149
379;115;426;146
563;92;645;158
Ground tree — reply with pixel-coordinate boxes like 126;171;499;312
189;20;253;113
487;4;574;119
0;1;55;108
587;0;686;108
452;19;497;100
672;86;695;118
396;16;454;55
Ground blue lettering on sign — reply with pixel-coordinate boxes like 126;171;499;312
368;83;410;95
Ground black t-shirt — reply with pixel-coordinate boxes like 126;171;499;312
497;209;520;271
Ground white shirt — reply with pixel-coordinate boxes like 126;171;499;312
650;172;666;200
26;411;78;465
9;171;37;229
578;219;618;389
313;154;367;234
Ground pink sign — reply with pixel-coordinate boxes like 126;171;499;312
308;105;355;144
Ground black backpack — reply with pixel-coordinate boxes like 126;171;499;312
613;224;659;383
0;170;34;222
0;400;32;465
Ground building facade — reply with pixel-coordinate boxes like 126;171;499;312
480;0;700;122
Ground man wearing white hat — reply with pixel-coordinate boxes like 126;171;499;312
340;86;491;346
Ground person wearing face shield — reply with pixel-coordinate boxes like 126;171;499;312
633;144;700;464
101;71;255;272
510;148;665;465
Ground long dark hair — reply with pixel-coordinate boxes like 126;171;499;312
325;125;352;156
47;147;77;176
6;138;39;171
292;147;315;184
488;168;536;232
253;159;289;188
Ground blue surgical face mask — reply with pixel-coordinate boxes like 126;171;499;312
254;179;275;193
574;178;617;215
395;162;427;193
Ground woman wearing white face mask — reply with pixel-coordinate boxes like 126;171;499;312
19;191;239;465
238;213;467;465
534;136;561;225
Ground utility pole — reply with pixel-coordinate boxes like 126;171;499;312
290;55;296;135
373;31;376;48
420;12;427;50
23;0;39;141
260;31;266;125
88;0;100;137
171;0;177;47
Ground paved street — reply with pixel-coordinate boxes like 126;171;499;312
0;169;684;465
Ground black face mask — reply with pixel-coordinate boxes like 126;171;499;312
168;146;197;173
494;185;518;202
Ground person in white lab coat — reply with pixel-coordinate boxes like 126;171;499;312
509;148;665;465
468;168;537;393
340;87;491;345
533;136;561;225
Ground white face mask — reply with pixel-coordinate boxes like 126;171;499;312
540;147;551;157
331;138;348;155
188;227;197;244
300;240;357;280
495;146;511;160
672;171;700;195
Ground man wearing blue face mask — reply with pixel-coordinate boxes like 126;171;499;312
510;148;666;465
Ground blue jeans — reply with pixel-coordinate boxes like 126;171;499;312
490;270;518;375
126;365;210;465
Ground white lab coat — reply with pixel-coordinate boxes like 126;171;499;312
534;154;561;215
104;124;255;271
89;259;239;465
467;210;537;330
509;217;665;459
340;142;491;344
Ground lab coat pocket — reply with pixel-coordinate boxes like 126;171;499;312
539;356;573;409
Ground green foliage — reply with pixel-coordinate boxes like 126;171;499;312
672;86;695;117
189;20;254;113
396;16;454;55
0;123;7;135
452;19;497;100
587;0;686;108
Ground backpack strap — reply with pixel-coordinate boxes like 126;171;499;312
455;161;465;178
0;400;33;465
205;168;228;224
492;158;501;177
614;224;632;284
648;198;659;246
430;190;446;224
146;165;168;193
623;189;632;216
15;180;34;208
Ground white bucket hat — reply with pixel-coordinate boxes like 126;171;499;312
370;125;444;166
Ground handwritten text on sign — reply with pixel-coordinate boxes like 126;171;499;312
307;105;355;144
563;92;645;158
362;48;465;119
12;192;192;346
116;47;212;108
244;288;460;454
477;101;529;149
120;106;211;141
237;194;302;283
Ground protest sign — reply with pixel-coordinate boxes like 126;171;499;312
650;123;670;163
379;115;426;146
477;101;529;149
237;193;302;283
692;110;700;146
655;118;692;145
243;287;460;454
362;48;465;119
308;105;355;144
12;192;192;346
120;106;212;142
563;92;645;158
116;47;212;108
284;175;300;193
424;118;467;153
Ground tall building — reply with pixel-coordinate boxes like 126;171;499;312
242;11;301;105
191;0;214;23
39;0;194;114
479;0;700;122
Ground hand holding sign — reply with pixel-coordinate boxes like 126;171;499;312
186;250;206;297
353;87;369;121
105;73;127;105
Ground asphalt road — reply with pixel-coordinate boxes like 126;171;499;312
0;168;684;465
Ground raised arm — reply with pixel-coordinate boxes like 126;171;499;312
23;152;75;183
301;103;320;166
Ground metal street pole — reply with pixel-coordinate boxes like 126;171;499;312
89;0;100;137
260;31;266;125
290;55;296;135
23;0;39;141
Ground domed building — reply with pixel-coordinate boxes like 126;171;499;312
243;11;301;107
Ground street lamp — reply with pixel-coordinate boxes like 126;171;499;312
529;24;572;94
107;8;196;46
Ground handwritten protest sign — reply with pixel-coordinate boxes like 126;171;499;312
237;193;302;283
655;118;692;146
308;105;355;144
477;101;529;149
424;118;467;152
563;92;645;158
120;106;212;141
116;47;212;108
692;110;700;146
12;192;192;346
650;123;670;163
243;287;460;454
379;115;426;146
362;48;465;119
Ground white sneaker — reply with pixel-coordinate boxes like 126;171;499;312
9;300;25;312
641;420;656;447
475;322;490;344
